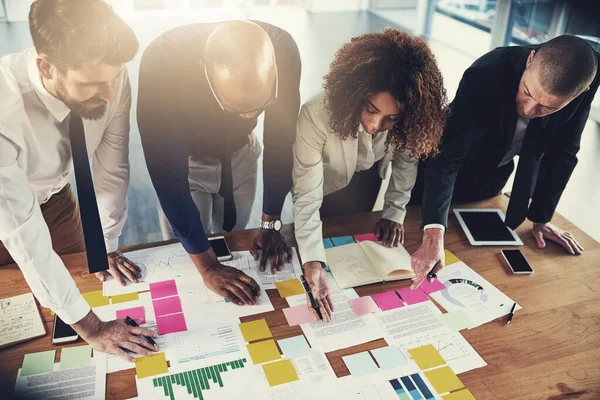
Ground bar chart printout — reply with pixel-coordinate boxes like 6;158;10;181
151;358;248;400
390;373;435;400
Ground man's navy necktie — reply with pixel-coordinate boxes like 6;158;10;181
68;114;109;273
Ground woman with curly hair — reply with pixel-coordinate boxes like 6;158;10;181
292;29;447;321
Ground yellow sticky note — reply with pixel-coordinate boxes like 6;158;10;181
135;352;168;379
239;319;272;342
111;292;139;304
408;345;445;370
425;366;464;394
445;250;460;266
442;388;476;400
274;279;305;298
82;290;110;308
247;339;281;364
262;359;299;386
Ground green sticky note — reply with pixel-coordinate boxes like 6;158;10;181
22;350;56;376
59;345;92;370
439;310;475;332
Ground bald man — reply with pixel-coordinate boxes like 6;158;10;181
137;21;301;305
409;35;599;288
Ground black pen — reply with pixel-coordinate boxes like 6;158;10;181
125;316;157;347
506;303;517;325
300;275;322;320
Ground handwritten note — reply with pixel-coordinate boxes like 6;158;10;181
0;293;45;349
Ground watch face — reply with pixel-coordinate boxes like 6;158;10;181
274;220;282;231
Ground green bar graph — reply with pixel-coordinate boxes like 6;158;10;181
151;358;248;400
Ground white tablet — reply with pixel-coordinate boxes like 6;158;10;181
453;208;523;246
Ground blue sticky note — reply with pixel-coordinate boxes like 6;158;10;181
331;236;356;246
277;335;312;359
342;351;379;377
371;346;408;369
323;238;334;249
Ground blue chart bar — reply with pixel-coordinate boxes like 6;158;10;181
401;376;423;400
389;379;411;400
411;374;435;400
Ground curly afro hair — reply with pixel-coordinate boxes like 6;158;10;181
323;28;447;158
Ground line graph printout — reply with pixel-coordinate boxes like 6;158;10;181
103;243;199;296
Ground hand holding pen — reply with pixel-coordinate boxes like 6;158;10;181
301;262;334;322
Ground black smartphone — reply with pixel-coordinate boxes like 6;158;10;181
209;236;233;262
52;314;79;344
501;249;534;275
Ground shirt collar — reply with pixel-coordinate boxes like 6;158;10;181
28;55;71;123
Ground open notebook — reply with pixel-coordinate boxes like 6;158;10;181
325;241;414;288
0;292;46;349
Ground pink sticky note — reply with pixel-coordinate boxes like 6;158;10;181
116;306;146;324
149;280;178;299
156;313;187;335
349;296;380;316
152;296;183;317
353;233;378;242
283;305;315;326
418;279;447;295
396;288;429;305
371;291;404;311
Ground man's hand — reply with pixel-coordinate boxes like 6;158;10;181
410;228;445;289
95;251;142;286
250;229;292;274
303;261;334;323
190;249;261;306
532;222;583;255
73;311;158;363
375;218;404;248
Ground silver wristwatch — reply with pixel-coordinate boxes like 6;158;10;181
260;220;282;231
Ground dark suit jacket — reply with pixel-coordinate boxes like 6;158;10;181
422;44;600;228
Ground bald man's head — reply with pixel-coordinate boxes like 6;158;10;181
204;20;277;118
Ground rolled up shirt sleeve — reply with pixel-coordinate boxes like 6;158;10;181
0;133;90;324
93;69;132;253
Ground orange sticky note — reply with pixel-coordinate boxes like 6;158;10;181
408;345;445;370
247;339;281;364
274;279;305;298
262;359;299;386
135;352;168;379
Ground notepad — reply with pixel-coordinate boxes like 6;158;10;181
0;293;46;349
326;241;413;288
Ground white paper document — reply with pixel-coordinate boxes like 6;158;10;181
14;353;107;399
0;292;45;349
223;248;303;290
429;261;521;327
103;243;199;296
301;289;384;353
376;302;486;374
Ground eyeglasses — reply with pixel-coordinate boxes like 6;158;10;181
204;57;279;116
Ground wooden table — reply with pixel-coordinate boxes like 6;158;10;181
1;194;599;400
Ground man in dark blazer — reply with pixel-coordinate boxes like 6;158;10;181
410;35;599;288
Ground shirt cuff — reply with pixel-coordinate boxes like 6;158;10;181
179;233;211;255
298;243;327;267
105;237;119;254
54;295;91;325
424;223;446;232
381;206;407;224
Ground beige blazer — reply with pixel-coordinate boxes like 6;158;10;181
292;92;418;265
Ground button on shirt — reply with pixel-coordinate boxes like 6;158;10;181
0;48;132;324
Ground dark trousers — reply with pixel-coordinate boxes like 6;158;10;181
0;184;85;266
320;162;383;218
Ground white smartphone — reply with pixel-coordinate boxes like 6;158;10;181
209;236;233;262
501;249;534;275
52;314;79;344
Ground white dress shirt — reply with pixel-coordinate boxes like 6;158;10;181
0;48;131;324
423;116;530;233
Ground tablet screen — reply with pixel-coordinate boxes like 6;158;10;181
458;211;515;242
